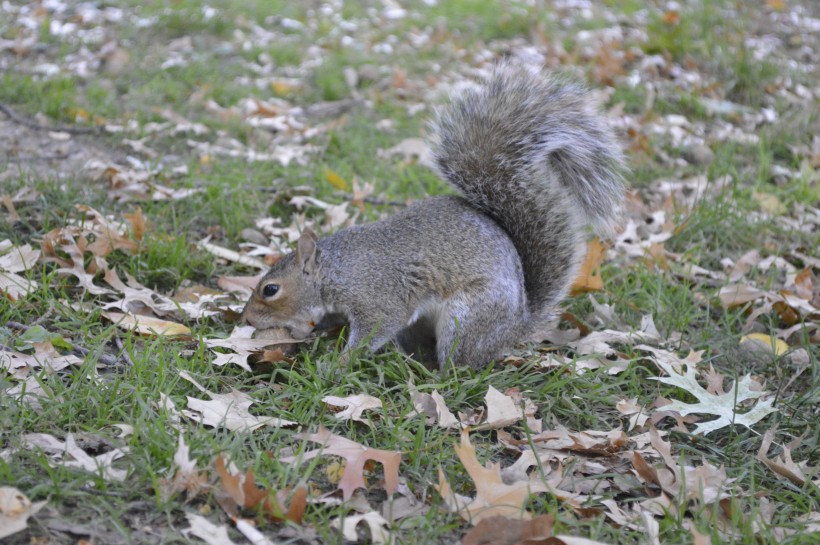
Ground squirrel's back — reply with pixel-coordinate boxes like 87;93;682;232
428;63;626;327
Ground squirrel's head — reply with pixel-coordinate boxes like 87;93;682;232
242;229;324;339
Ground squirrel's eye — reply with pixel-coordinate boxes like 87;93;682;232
262;283;279;297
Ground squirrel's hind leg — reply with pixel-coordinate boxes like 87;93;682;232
434;293;524;370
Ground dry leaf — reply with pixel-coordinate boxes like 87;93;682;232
102;267;222;319
76;205;141;256
198;237;268;270
647;351;777;435
179;370;295;431
1;342;83;378
0;487;47;540
183;513;238;545
324;168;350;191
484;385;521;429
740;333;789;356
408;381;459;428
462;514;555;545
322;394;383;423
214;455;306;523
0;241;40;300
756;427;819;486
103;311;191;336
436;429;548;524
616;398;650;431
570;239;607;295
331;511;394;545
204;325;298;372
281;426;401;500
60;433;129;482
160;435;209;500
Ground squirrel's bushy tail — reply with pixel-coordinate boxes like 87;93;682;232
429;63;626;323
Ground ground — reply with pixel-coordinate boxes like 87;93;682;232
0;1;818;544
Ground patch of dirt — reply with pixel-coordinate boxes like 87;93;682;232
0;114;120;183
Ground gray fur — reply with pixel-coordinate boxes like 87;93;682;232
243;63;626;369
429;63;626;329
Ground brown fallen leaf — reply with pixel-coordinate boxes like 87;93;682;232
462;514;555;545
214;455;306;523
76;205;142;256
280;426;401;500
436;429;549;524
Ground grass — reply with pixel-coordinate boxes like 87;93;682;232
1;0;818;544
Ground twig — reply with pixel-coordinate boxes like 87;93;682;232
6;320;119;366
114;336;135;367
0;102;102;135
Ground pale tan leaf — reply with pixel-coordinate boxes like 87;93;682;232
60;433;129;482
184;513;238;545
331;511;394;545
322;394;382;423
281;426;401;500
646;349;777;435
198;237;267;270
0;241;40;273
178;371;295;431
0;487;46;540
160;435;208;500
484;385;521;429
104;311;191;336
436;429;549;524
204;325;298;372
756;427;818;486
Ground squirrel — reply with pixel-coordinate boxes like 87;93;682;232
242;62;626;369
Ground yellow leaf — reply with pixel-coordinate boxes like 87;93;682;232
271;81;295;95
325;461;345;485
324;168;349;191
65;107;90;122
752;191;787;215
740;333;789;356
104;312;191;337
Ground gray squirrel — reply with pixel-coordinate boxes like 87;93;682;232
242;63;626;369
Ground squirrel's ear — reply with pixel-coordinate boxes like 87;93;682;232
296;228;318;273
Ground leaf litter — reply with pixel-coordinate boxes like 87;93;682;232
1;0;818;543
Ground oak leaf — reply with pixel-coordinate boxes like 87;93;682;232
331;511;393;545
178;371;295;431
214;455;307;523
160;435;209;500
756;427;819;487
281;426;401;500
645;349;777;435
322;394;382;423
436;429;549;524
